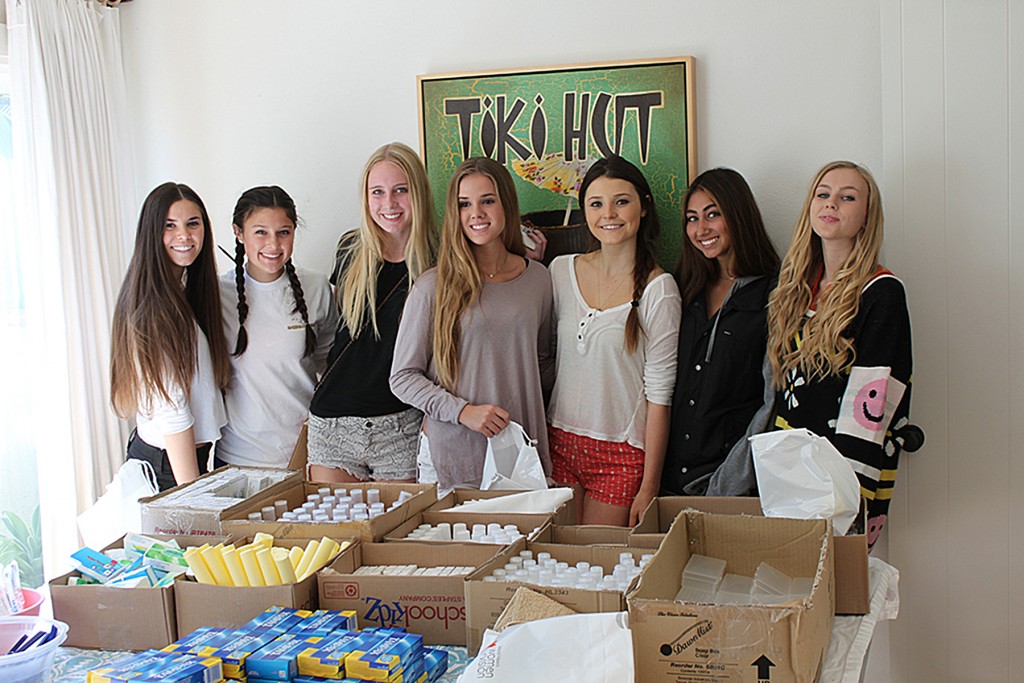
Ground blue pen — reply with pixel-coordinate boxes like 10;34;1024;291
42;625;57;644
11;629;46;654
5;634;29;655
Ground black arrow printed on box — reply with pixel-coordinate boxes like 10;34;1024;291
752;654;775;681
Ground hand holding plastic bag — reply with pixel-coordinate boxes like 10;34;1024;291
480;422;547;491
459;612;633;683
750;428;860;535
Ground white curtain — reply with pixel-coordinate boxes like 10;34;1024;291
6;0;135;576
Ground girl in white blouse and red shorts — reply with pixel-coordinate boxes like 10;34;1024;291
547;156;682;526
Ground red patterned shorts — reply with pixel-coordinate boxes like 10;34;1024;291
548;426;644;507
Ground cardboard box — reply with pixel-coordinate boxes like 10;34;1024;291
630;496;869;614
533;524;631;546
384;510;552;544
221;481;437;543
428;487;577;525
628;511;833;683
140;466;301;537
464;542;651;652
318;541;502;646
174;536;341;635
50;534;228;650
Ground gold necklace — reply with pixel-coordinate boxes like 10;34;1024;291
596;259;631;309
484;252;509;279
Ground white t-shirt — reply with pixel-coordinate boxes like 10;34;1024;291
547;254;682;451
135;323;227;448
217;267;338;467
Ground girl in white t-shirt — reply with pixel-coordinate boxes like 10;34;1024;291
218;186;338;468
547;156;682;526
111;183;231;491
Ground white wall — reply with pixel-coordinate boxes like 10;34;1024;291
880;2;1023;682
119;2;1024;682
118;0;881;274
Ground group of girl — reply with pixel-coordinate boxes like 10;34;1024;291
109;144;912;545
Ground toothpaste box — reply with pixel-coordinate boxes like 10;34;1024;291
161;626;234;656
87;650;222;683
346;631;423;682
243;633;318;681
240;605;314;634
423;647;449;682
289;609;359;638
206;628;281;679
296;629;376;679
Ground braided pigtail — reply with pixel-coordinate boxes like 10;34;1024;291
232;239;249;356
624;245;655;353
285;259;316;358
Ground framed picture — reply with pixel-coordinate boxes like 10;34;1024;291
418;56;696;266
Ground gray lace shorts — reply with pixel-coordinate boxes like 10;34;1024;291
306;407;421;481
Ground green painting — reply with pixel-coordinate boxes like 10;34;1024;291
418;57;696;268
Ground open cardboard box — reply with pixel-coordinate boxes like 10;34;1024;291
318;541;505;645
630;496;869;614
428;487;577;525
464;541;652;653
533;523;631;546
173;535;355;635
140;466;301;537
384;510;552;544
50;533;229;650
628;510;834;683
220;481;436;543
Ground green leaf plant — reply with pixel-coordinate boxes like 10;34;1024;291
0;507;45;588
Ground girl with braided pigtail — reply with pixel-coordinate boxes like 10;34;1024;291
216;185;338;468
546;156;682;526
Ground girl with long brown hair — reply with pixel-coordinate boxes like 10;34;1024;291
307;142;437;483
110;183;230;490
767;161;912;547
390;157;554;490
217;186;337;468
662;168;780;495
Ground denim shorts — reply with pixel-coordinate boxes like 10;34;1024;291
307;408;421;481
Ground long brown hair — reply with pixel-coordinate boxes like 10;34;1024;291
767;161;885;387
578;155;659;353
337;142;438;338
433;157;525;390
675;168;780;307
110;183;230;417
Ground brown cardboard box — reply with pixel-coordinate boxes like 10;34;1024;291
173;536;339;635
50;534;228;650
318;541;503;646
464;542;651;652
534;524;631;546
628;511;833;683
428;488;577;525
140;466;301;537
629;496;869;614
383;510;552;544
221;481;437;543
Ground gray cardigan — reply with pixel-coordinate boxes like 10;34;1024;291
390;261;554;489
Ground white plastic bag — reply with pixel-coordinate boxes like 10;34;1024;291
442;487;573;514
77;459;158;549
749;428;860;535
480;422;547;491
459;612;633;683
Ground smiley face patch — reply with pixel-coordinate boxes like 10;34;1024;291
836;366;907;444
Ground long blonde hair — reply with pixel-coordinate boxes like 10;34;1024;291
767;161;884;387
433;157;525;391
336;142;437;338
